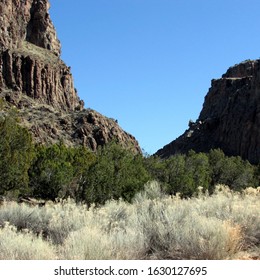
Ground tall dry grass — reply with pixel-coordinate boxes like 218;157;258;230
0;182;259;260
0;223;56;260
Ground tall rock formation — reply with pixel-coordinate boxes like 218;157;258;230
0;0;141;153
156;59;260;164
0;0;80;111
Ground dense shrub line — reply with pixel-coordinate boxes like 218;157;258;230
19;145;260;204
0;109;259;204
145;149;258;197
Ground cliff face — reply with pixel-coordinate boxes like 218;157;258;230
0;0;141;153
0;45;82;111
0;0;80;111
156;60;260;164
0;0;60;55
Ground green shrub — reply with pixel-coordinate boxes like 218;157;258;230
0;110;34;197
208;149;256;190
81;141;150;205
29;144;95;200
145;149;258;197
145;152;211;197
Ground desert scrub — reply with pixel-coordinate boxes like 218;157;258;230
59;182;247;260
0;223;56;260
0;198;90;244
131;195;243;259
0;201;51;236
59;199;147;259
46;198;90;244
190;185;260;249
0;182;259;260
59;225;113;260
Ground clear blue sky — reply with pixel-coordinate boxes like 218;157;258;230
49;0;260;155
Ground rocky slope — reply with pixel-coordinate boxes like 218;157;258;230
156;59;260;164
0;0;141;153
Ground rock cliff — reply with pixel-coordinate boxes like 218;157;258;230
0;0;141;153
156;59;260;164
0;0;61;55
0;0;81;111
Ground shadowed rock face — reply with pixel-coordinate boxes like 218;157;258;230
0;0;141;153
156;60;260;164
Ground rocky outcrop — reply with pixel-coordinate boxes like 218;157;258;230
0;0;141;153
0;43;84;111
0;44;83;111
0;0;60;55
0;0;80;111
12;97;140;153
156;60;260;164
3;93;139;153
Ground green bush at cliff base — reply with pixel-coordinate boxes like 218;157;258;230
80;141;151;205
0;110;34;197
29;143;95;200
145;149;258;197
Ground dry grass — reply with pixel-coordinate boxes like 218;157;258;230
17;41;60;64
0;223;56;260
0;182;259;260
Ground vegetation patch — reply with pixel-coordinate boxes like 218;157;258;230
0;183;259;260
0;108;259;259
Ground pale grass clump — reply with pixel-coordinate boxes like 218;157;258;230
0;201;51;235
94;200;147;259
46;198;90;244
191;185;260;249
130;195;243;259
243;186;260;196
0;223;56;260
133;181;166;202
59;200;147;259
0;198;90;244
227;192;260;247
59;225;113;260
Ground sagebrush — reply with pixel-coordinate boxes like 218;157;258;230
0;182;259;260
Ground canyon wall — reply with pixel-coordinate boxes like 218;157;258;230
156;60;260;164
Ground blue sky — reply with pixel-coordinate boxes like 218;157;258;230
49;0;260;154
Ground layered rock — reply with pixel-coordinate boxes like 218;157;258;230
0;0;141;153
0;44;82;111
0;0;80;111
0;0;60;55
156;60;260;164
